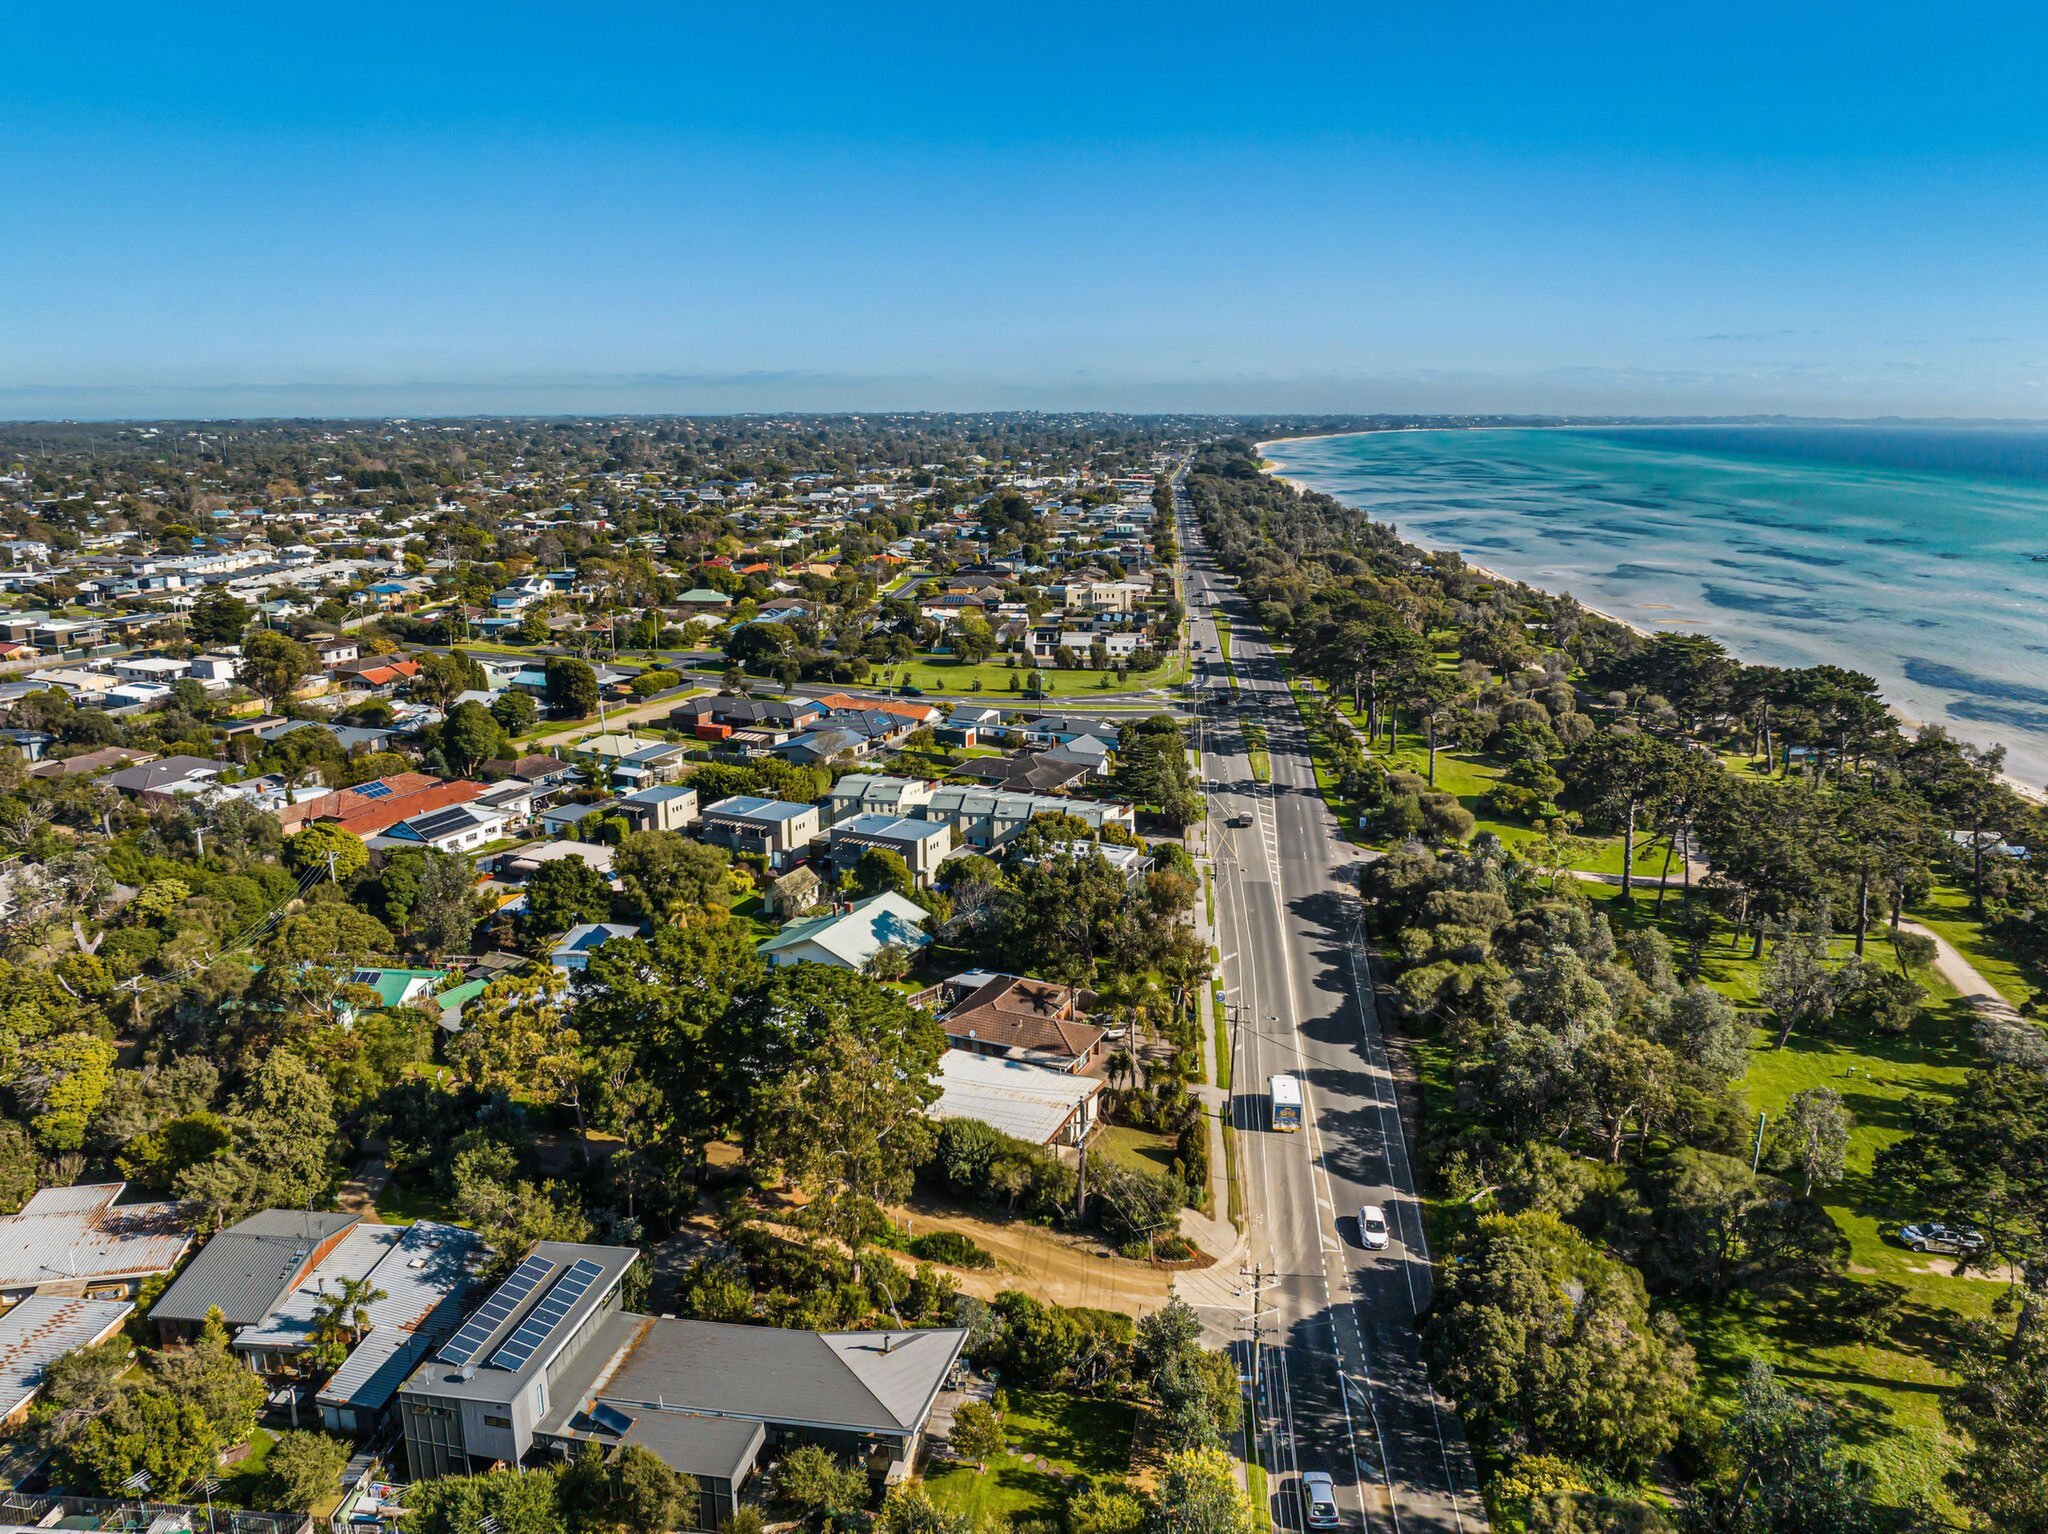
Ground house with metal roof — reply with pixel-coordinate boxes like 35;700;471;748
931;1049;1104;1148
348;967;448;1010
827;815;953;887
699;795;821;870
550;923;641;975
0;1184;195;1304
758;891;931;971
398;1242;964;1526
309;1223;483;1433
617;783;699;834
374;800;509;854
0;1294;134;1429
149;1209;362;1344
916;786;1134;850
822;774;935;825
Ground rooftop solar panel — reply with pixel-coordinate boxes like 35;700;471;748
485;1257;607;1371
357;781;393;799
436;1253;554;1366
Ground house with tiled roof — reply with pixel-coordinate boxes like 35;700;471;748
938;974;1106;1073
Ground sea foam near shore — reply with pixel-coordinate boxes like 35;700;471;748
1260;425;2048;790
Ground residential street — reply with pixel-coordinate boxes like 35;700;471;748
1180;496;1485;1534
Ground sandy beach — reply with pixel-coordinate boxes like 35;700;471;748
1248;439;2047;805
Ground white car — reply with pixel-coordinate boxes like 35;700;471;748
1357;1204;1390;1250
1301;1471;1340;1528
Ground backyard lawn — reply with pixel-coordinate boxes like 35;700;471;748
1098;1124;1177;1177
925;1390;1138;1524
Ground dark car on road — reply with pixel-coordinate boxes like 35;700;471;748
1896;1221;1986;1256
1227;813;1253;828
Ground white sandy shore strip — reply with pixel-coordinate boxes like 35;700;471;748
1251;442;2045;806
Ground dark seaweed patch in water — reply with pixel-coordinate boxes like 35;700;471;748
1906;618;1942;630
1865;534;1924;547
1948;698;2048;732
1734;545;1849;569
1700;584;1837;620
1609;563;1685;580
1903;657;2048;710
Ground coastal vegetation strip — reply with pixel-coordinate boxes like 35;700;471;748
1191;434;2048;1527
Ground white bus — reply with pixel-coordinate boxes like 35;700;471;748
1268;1073;1303;1133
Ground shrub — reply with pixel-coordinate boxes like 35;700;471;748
908;1230;996;1270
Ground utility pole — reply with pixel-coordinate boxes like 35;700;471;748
1752;1109;1768;1173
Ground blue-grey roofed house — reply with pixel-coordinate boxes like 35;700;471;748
828;814;954;886
550;922;641;974
700;796;821;870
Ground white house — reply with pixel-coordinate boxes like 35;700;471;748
757;891;930;970
376;802;509;855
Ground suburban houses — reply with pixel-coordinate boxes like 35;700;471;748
0;419;1216;1532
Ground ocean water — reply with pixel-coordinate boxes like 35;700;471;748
1263;425;2048;789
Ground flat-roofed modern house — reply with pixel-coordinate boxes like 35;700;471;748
823;774;935;825
398;1242;965;1529
0;1184;195;1304
149;1209;363;1345
827;815;953;886
699;795;820;870
399;1243;642;1480
916;787;1134;850
617;783;699;834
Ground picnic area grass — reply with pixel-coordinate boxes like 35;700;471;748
925;1390;1138;1524
1596;888;1992;1509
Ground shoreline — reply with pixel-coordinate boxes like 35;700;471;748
1250;439;2046;806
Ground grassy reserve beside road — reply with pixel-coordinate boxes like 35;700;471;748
924;1390;1138;1525
1293;677;1671;880
1907;880;2042;1011
1406;881;1999;1512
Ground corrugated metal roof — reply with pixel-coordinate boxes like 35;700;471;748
235;1223;404;1347
600;1319;965;1436
149;1211;360;1325
0;1185;193;1294
317;1221;483;1411
932;1051;1101;1144
0;1294;134;1420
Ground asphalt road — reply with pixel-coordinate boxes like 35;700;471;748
1180;494;1484;1534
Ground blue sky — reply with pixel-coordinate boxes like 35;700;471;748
6;2;2047;417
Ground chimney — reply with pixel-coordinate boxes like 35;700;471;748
882;1334;894;1354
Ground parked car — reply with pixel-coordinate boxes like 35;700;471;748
1301;1472;1340;1529
1897;1222;1987;1256
1357;1204;1390;1250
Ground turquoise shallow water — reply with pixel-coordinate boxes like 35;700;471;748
1264;425;2048;789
